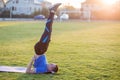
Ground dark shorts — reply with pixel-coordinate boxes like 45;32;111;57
34;40;50;55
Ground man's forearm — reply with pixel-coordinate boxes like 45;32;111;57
26;58;34;73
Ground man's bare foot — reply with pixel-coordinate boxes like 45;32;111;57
50;3;62;13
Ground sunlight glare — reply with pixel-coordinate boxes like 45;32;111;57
102;0;118;5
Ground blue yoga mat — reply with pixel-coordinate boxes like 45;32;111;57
0;66;26;73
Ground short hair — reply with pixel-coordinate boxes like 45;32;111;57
52;65;58;73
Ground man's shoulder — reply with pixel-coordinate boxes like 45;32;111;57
35;54;47;62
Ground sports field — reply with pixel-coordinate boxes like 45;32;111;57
0;21;120;80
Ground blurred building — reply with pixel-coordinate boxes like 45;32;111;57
5;0;51;15
81;0;120;20
81;0;102;20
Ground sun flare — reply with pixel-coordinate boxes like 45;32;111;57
102;0;118;5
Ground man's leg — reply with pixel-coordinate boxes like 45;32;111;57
34;3;61;55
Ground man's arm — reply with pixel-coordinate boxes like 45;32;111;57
26;56;35;74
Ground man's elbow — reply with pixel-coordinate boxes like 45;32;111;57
26;70;31;74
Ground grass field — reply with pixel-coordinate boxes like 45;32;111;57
0;21;120;80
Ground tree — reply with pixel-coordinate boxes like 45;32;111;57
33;10;41;16
41;7;49;18
32;7;49;18
60;5;80;19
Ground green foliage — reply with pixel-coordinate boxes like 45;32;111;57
32;7;49;18
32;10;41;17
0;21;120;80
40;7;49;18
60;5;80;19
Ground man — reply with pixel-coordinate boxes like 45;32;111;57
26;3;61;74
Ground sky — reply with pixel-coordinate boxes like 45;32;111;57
46;0;86;8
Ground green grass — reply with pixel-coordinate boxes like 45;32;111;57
0;21;120;80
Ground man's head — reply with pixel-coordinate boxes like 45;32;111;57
47;63;58;73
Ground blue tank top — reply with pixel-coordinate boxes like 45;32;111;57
33;54;48;73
